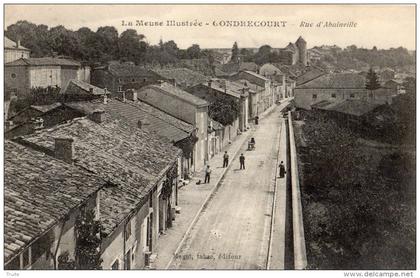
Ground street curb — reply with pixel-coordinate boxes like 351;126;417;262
164;103;284;269
266;117;284;269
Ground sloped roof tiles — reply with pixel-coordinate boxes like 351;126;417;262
4;141;105;263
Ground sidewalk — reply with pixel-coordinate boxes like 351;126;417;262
152;100;291;269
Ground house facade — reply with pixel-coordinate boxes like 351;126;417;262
5;37;30;64
294;73;396;110
136;82;210;171
5;58;82;97
230;71;272;116
91;63;163;94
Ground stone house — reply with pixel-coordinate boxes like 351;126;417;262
20;113;182;270
91;63;163;94
4;141;105;270
136;82;210;172
230;71;272;116
151;68;210;90
187;78;249;134
5;37;30;64
294;73;396;110
5;57;84;97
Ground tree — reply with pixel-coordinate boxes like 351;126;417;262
365;68;381;91
186;44;202;59
254;45;272;65
118;29;147;64
75;209;103;270
230;41;239;63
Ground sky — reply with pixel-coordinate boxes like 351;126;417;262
4;4;416;50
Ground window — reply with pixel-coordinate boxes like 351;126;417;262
143;78;147;82
118;78;123;83
331;93;336;98
111;259;119;270
118;86;123;92
11;73;16;79
350;93;355;98
132;78;135;82
312;94;317;99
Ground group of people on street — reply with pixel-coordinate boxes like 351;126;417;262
203;151;285;184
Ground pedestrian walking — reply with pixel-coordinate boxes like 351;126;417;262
279;161;286;178
204;165;211;183
223;151;229;168
239;153;245;170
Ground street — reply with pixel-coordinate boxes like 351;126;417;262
169;107;283;269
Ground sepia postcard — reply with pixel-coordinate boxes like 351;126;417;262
2;2;416;276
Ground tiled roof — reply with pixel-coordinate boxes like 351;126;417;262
62;79;107;96
259;63;284;77
4;141;104;263
314;99;382;117
209;119;224;131
64;98;193;142
21;116;181;235
202;79;248;98
143;82;209;107
30;103;62;113
6;57;81;67
107;63;154;77
296;68;326;86
242;70;270;82
5;37;29;50
153;68;210;88
297;73;367;89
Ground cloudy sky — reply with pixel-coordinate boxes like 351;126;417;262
5;4;416;50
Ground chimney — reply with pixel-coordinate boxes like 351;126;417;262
137;119;150;129
89;88;94;94
103;88;108;104
16;40;21;48
120;91;126;102
32;117;44;130
54;137;74;163
208;80;213;94
89;109;105;123
126;89;137;101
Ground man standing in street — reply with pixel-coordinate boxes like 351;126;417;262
279;161;286;178
223;151;229;168
239;153;245;170
204;165;212;183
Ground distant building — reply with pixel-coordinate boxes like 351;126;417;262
384;79;405;95
4;37;30;63
294;73;396;110
152;68;210;89
230;70;273;116
136;82;209;171
259;63;287;101
91;63;163;94
5;58;85;97
188;78;249;136
276;36;308;66
4;141;105;270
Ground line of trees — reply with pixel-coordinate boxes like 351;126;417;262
5;21;208;66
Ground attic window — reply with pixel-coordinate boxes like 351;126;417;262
350;94;355;98
312;94;317;99
11;73;16;79
331;93;336;98
118;78;123;83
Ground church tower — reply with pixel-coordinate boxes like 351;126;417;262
295;36;308;65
